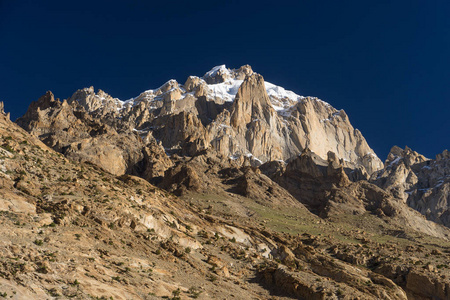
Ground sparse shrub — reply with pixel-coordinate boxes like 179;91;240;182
188;287;202;298
37;264;47;273
185;247;191;254
197;230;208;238
172;288;181;297
34;239;43;246
1;144;14;153
48;289;60;297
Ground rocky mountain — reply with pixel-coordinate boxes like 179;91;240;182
16;91;170;178
2;106;450;300
371;146;450;227
17;65;382;179
1;65;449;299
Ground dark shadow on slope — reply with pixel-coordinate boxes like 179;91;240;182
194;96;231;126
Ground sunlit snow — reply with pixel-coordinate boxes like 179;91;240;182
96;65;332;119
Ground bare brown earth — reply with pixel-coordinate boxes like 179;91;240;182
2;110;450;300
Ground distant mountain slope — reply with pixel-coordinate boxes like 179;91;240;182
371;146;450;227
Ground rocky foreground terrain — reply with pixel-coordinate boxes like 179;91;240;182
1;65;450;299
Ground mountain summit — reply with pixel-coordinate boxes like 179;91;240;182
17;65;383;178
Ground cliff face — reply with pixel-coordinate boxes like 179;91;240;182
371;146;450;226
17;65;382;178
15;91;168;176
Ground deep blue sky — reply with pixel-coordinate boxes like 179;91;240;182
1;0;449;160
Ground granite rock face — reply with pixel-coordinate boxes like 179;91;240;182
16;91;166;176
18;65;382;178
371;146;450;226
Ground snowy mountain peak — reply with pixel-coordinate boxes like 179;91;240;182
56;64;383;175
202;65;254;84
203;65;230;82
203;65;230;84
66;65;335;123
199;64;307;111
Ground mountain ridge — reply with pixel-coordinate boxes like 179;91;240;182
2;109;450;299
17;65;384;178
2;65;450;299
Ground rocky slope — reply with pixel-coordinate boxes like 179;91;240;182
2;110;450;299
16;91;170;177
371;146;450;227
4;65;450;299
17;65;383;178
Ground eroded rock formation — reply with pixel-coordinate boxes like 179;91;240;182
18;65;382;178
371;146;450;226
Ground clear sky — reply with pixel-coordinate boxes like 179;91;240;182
1;0;449;160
